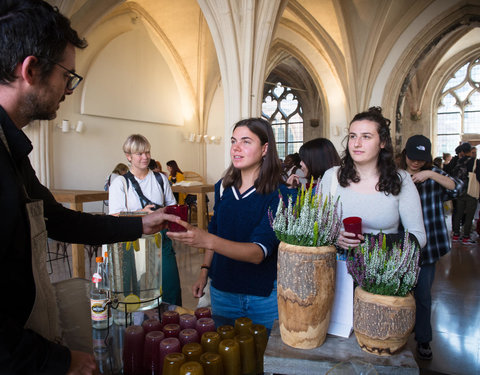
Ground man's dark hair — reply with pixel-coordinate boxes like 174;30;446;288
0;0;87;84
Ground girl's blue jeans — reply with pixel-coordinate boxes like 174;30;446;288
210;281;278;331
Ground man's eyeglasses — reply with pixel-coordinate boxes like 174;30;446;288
43;58;83;91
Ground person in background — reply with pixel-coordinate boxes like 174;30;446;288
104;162;128;191
433;157;443;169
148;158;167;175
148;158;159;172
109;134;183;306
451;142;480;244
320;107;426;251
282;152;305;184
442;152;452;168
287;138;340;188
155;160;168;175
167;159;186;204
444;144;468;234
398;135;464;361
443;144;464;174
168;118;293;330
0;2;175;373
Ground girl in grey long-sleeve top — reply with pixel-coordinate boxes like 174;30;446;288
321;107;426;249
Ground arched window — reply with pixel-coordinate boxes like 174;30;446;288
436;57;480;154
262;82;303;159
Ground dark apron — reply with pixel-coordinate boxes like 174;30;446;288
24;199;63;343
0;125;62;344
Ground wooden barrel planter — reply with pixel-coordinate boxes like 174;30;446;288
353;286;415;356
277;242;336;349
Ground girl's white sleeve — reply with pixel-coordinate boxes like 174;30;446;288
398;171;427;248
108;176;128;214
162;174;177;206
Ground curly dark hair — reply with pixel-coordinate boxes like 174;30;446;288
0;0;87;84
223;117;283;195
338;106;402;195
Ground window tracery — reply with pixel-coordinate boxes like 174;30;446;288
437;58;480;154
262;83;304;159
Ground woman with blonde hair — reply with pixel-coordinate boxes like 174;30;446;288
109;134;182;305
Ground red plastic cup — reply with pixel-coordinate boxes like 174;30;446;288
343;216;362;238
165;205;188;232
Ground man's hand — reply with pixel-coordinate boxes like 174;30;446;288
141;208;179;234
67;350;98;375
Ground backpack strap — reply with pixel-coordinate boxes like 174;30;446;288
121;176;129;209
104;174;111;191
153;172;164;193
124;171;155;209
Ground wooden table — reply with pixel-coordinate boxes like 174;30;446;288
51;189;108;278
171;183;214;231
264;320;419;374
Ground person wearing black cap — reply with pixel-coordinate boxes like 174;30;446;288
399;135;465;361
451;142;480;244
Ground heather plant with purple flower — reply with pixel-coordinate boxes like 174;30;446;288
269;178;342;247
346;232;420;297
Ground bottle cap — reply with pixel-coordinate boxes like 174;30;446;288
96;256;103;263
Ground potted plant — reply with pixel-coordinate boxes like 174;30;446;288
346;232;420;356
269;181;342;349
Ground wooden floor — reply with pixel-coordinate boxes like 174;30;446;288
48;233;480;374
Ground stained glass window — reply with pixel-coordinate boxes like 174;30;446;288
262;83;304;159
437;58;480;155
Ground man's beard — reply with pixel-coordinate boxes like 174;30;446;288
22;91;57;122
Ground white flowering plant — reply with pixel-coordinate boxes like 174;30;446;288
346;232;420;297
269;179;343;247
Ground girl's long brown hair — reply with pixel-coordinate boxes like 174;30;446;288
223;118;283;194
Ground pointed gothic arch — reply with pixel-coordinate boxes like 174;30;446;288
265;42;328;146
381;4;480;152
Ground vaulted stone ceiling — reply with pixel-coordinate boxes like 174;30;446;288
56;0;480;128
